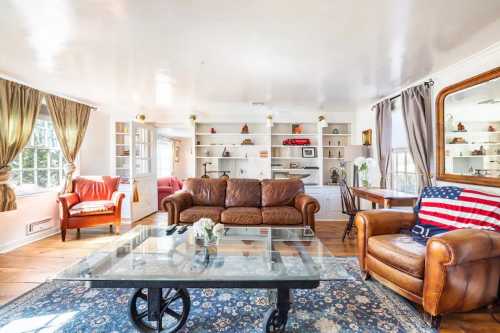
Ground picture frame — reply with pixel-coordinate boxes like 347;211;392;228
362;129;372;146
302;147;317;158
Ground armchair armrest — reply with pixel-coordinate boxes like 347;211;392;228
162;191;193;225
158;186;174;193
294;193;320;230
111;191;125;217
57;193;80;219
355;210;417;272
423;229;500;315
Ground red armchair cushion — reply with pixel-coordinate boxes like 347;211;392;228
69;200;115;217
74;176;120;201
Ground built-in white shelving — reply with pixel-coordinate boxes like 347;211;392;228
193;121;351;187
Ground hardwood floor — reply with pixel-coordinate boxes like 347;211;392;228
0;213;497;332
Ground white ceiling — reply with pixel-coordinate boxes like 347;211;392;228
1;0;500;120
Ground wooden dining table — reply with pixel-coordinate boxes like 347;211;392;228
351;187;419;209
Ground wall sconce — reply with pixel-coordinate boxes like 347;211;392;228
189;114;197;127
266;115;273;128
318;115;328;128
135;114;146;123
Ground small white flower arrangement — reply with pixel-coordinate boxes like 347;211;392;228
193;218;224;243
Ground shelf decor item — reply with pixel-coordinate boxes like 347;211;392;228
302;147;317;158
210;127;216;134
241;123;249;134
457;122;466;132
332;128;340;134
292;124;303;134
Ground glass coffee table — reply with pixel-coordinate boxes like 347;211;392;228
55;225;351;333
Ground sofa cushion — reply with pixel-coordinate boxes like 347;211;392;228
183;178;227;207
225;179;261;207
179;206;224;223
261;179;304;207
368;234;426;279
74;176;120;201
262;206;302;225
221;207;262;225
69;200;115;217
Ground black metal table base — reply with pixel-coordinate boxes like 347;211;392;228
263;288;290;333
127;287;292;333
128;288;190;333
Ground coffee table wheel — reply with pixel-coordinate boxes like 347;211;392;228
263;307;288;333
129;288;190;333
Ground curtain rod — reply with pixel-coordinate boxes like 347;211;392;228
0;73;98;109
372;79;434;107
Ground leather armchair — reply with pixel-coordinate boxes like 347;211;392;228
57;176;125;241
355;210;500;327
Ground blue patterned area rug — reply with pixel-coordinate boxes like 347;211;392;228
0;257;434;333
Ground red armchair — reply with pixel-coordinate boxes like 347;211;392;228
57;176;125;241
158;176;183;210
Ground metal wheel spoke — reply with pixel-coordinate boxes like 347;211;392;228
136;310;148;320
164;307;182;320
165;293;182;305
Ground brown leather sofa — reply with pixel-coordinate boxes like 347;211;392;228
162;178;320;230
355;209;500;327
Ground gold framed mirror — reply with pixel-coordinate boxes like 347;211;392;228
436;67;500;187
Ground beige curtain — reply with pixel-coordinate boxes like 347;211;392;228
401;84;433;189
46;95;91;193
374;99;392;188
0;78;42;211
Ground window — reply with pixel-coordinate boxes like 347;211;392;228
157;137;174;177
9;116;65;195
389;98;419;194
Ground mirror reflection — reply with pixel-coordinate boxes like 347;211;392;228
444;77;500;178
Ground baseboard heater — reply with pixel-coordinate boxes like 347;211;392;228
26;217;54;236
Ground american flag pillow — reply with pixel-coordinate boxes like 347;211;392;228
411;186;500;242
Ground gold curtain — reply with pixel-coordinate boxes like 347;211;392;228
0;78;42;211
46;95;91;193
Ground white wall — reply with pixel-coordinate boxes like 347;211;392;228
79;110;111;175
359;41;500;194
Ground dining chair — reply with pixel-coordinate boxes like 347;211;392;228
339;179;360;242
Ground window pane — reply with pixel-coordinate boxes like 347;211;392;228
11;170;20;186
22;148;35;168
37;170;48;187
47;123;59;148
406;174;418;194
22;170;35;184
37;149;49;168
50;170;60;187
10;155;20;169
50;150;60;168
34;121;46;146
406;154;416;173
397;153;405;173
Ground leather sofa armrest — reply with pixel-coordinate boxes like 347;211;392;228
111;191;125;217
423;229;500;316
57;193;80;219
162;191;193;225
294;193;320;231
355;210;417;272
